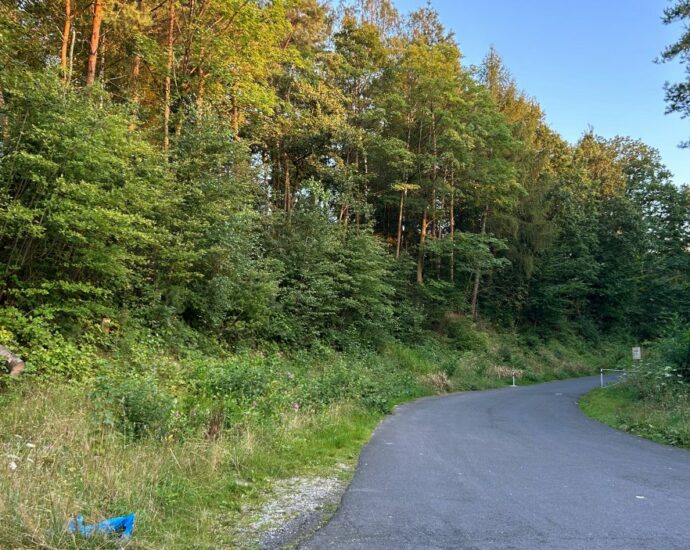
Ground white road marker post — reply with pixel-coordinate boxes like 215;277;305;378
511;372;517;387
600;368;604;388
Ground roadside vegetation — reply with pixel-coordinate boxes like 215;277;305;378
579;0;690;457
0;0;688;548
1;324;620;548
581;328;690;451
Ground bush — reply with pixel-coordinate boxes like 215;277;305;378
446;318;490;352
656;328;690;383
630;327;690;397
295;351;415;413
93;374;176;439
0;307;99;380
267;202;396;347
0;73;174;328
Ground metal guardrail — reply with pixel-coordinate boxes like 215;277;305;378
600;368;627;388
599;348;644;389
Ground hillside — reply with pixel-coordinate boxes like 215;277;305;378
0;0;688;547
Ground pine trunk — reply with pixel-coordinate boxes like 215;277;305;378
60;0;72;79
195;46;207;122
86;0;104;86
163;0;175;150
131;55;141;94
131;0;144;101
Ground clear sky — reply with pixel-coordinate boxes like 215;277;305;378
393;0;689;186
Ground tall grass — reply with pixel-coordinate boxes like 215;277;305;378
0;329;618;548
581;385;690;449
0;385;378;548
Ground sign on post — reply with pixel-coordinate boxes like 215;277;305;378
632;347;641;361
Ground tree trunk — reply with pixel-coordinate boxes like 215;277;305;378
339;205;349;230
99;30;107;82
196;69;206;121
60;0;72;80
231;97;240;140
131;0;144;101
363;147;369;215
129;48;141;131
85;0;104;86
449;188;455;283
436;192;443;279
471;206;488;321
396;190;404;258
68;27;76;85
0;86;7;156
131;53;141;98
416;206;428;285
194;45;207;122
283;154;291;215
271;145;282;213
163;0;175;150
431;112;440;278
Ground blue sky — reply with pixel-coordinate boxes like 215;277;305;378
393;0;689;186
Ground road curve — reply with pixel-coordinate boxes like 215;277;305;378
302;376;690;549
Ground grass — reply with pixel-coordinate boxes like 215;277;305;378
0;330;623;548
580;384;690;450
0;385;378;548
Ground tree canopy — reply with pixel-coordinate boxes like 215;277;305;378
0;0;688;372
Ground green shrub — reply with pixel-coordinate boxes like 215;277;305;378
630;327;690;396
446;318;490;352
0;307;99;380
656;328;690;383
93;374;176;439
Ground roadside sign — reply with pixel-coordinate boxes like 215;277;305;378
632;347;641;361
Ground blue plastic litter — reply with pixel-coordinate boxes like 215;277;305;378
68;513;135;539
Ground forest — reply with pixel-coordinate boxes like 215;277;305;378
0;0;688;547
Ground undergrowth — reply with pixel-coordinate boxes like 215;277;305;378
0;324;621;548
581;327;690;450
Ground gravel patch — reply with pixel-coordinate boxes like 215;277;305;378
248;465;351;549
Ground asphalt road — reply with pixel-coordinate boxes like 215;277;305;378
303;376;690;549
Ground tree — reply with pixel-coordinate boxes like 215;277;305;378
660;1;690;145
163;0;174;149
0;0;687;356
60;0;72;79
0;73;174;323
85;0;104;86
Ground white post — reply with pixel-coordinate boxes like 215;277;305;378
600;369;604;388
511;373;516;387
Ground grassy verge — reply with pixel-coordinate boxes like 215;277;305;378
580;384;690;450
0;387;377;549
0;329;623;548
